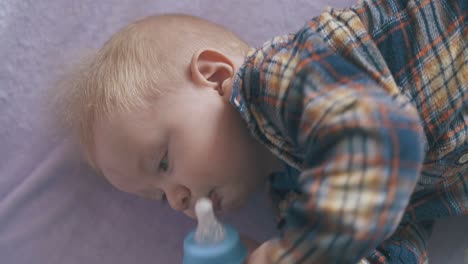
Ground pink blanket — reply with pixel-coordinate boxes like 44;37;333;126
1;0;466;263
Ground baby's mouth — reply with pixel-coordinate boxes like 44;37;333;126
208;189;222;212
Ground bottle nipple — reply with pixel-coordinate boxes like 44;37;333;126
194;198;226;244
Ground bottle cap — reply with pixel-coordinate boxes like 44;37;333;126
183;198;247;264
184;224;247;264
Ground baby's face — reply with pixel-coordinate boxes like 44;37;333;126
92;84;280;218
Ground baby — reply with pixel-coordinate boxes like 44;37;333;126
58;0;467;263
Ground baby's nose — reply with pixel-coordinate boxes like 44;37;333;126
166;185;191;212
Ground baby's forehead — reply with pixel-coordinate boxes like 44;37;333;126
97;98;183;145
96;108;156;133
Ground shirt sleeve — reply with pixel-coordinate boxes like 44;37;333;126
261;3;427;264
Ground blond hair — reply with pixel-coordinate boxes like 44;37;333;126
54;14;249;167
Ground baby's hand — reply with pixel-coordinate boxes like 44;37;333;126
244;240;277;264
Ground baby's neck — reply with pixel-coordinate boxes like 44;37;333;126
263;148;285;175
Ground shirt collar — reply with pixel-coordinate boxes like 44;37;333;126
229;34;293;119
229;47;257;123
229;38;303;170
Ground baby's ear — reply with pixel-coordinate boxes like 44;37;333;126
190;49;235;96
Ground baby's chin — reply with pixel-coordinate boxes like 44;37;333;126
183;209;196;219
221;194;250;213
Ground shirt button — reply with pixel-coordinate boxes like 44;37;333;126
458;153;468;164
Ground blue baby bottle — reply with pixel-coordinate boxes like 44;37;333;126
183;198;247;264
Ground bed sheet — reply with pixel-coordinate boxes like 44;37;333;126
1;1;466;263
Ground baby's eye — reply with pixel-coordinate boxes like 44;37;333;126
159;152;169;172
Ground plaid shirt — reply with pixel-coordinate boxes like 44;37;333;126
230;0;467;263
